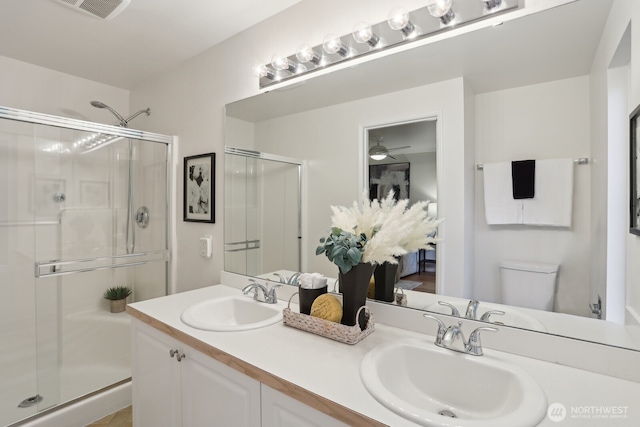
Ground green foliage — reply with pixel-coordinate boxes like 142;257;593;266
316;227;367;274
103;286;132;301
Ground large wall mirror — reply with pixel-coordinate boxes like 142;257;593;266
225;0;640;351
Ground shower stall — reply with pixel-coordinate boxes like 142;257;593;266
0;106;172;426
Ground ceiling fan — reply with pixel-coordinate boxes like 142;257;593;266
368;136;410;160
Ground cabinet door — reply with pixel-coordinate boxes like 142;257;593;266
261;384;349;427
131;320;182;427
181;347;261;427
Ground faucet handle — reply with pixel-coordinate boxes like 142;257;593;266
423;314;447;346
266;283;282;303
479;310;505;322
437;301;460;317
466;326;498;356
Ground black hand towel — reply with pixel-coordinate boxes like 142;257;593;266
512;159;535;199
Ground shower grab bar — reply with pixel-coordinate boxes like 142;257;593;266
224;239;261;253
35;250;169;278
0;220;61;227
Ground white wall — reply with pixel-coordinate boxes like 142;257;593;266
474;76;592;316
0;55;129;121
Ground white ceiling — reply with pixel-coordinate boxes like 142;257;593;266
0;0;302;89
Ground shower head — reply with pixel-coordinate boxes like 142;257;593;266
90;101;150;128
90;100;127;127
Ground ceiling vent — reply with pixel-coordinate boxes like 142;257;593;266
51;0;131;20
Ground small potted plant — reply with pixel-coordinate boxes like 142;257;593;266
103;286;132;313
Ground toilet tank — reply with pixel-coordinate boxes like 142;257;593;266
499;261;559;311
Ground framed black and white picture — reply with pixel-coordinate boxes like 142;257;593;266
184;153;215;223
631;105;640;236
369;162;410;202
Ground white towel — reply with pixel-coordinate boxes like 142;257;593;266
483;162;523;225
522;158;574;227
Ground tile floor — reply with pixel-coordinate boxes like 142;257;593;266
85;406;131;427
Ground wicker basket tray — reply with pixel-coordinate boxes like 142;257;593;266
282;293;375;345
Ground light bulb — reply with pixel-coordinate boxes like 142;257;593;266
296;44;321;65
387;7;416;37
427;0;455;25
482;0;503;10
387;7;409;30
352;22;380;47
323;34;348;57
370;153;387;161
271;53;298;73
252;64;275;80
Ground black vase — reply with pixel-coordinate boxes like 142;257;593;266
338;262;375;330
374;262;398;303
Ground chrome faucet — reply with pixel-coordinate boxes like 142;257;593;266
438;300;505;323
423;314;497;356
271;272;301;286
287;272;302;286
242;279;282;304
465;300;479;319
272;273;287;283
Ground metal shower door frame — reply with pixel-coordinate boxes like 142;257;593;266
0;105;173;294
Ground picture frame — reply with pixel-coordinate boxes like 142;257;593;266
369;162;410;202
184;153;215;223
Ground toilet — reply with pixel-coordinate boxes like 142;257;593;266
500;260;559;311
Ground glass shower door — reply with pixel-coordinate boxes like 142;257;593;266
31;128;169;410
0;105;170;426
0;119;39;425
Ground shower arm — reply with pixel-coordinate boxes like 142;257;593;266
100;104;128;127
124;108;151;126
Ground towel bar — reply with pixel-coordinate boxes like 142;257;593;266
477;158;589;170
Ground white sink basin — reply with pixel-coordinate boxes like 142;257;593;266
180;295;284;332
423;301;548;332
361;338;547;427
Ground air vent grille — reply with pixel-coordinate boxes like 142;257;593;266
79;0;123;19
51;0;130;20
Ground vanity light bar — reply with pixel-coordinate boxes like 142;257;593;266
254;0;519;89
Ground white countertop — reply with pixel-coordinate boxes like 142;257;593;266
128;284;640;426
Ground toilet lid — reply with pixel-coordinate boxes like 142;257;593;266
500;260;559;274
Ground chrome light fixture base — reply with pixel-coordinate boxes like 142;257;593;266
256;0;518;89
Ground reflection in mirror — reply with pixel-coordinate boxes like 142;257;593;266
224;148;301;281
224;0;640;351
366;120;438;294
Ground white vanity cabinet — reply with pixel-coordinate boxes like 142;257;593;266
131;319;261;427
261;384;349;427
